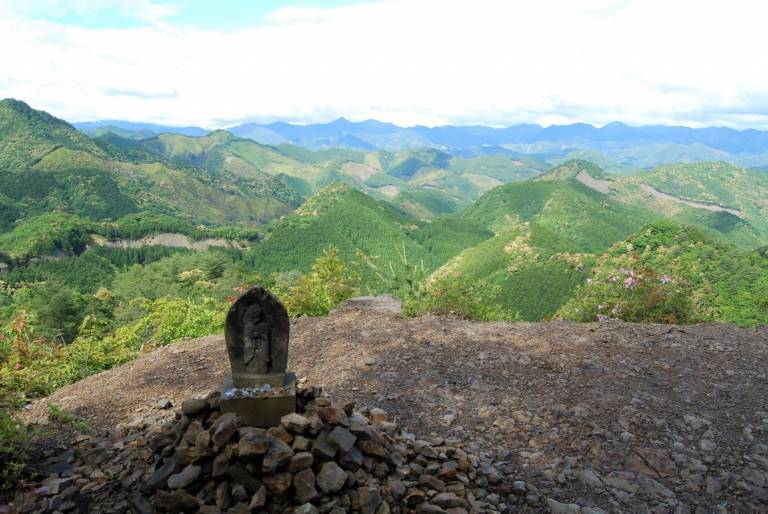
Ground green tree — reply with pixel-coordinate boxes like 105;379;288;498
277;247;359;317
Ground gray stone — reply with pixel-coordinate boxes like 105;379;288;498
388;480;407;498
294;504;320;514
419;474;446;492
263;472;293;496
149;457;177;488
167;464;201;489
358;485;383;514
212;453;229;477
130;494;153;514
211;413;238;446
743;468;766;487
293;468;319;503
511;480;527;495
152;489;199;512
432;493;466;509
288;451;314;472
312;430;338;460
226;462;262;493
636;473;675;498
413;440;438;459
231;483;248;502
577;469;604;488
282;413;311;434
328;426;357;452
546;499;582;514
339;446;364;471
416;505;447;514
238;429;269;459
215;482;231;509
41;477;73;495
262;438;294;473
317;461;347;493
249;486;266;510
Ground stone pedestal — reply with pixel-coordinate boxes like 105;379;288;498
219;372;297;428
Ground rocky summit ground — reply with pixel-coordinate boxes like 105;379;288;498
14;302;768;513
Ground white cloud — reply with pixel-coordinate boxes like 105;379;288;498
1;0;767;128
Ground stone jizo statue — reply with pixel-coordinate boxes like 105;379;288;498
220;286;296;427
225;286;289;387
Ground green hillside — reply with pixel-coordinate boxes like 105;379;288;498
0;213;92;260
458;179;654;251
0;99;106;169
241;183;487;280
83;125;155;140
611;162;768;247
558;220;768;327
139;131;318;181
127;130;550;218
0;101;302;245
428;178;656;319
534;159;611;182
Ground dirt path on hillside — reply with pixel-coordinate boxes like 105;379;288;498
19;307;768;512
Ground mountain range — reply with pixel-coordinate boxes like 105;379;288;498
1;97;767;332
75;116;768;170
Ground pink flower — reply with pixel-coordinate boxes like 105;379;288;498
659;275;671;284
623;276;637;289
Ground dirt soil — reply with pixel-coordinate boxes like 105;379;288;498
19;305;768;512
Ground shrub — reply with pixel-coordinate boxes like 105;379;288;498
559;266;699;324
275;247;359;317
0;408;33;497
404;273;518;321
0;297;226;403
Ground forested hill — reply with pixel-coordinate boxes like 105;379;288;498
0;99;106;169
0;99;303;260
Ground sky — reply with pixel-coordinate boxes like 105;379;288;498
1;0;768;129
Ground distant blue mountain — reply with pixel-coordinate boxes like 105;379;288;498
225;118;768;155
75;117;768;168
74;120;209;138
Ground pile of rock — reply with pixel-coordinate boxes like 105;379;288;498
124;386;523;514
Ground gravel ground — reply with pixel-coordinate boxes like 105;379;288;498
18;306;768;512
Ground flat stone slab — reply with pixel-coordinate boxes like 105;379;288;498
333;295;402;314
220;372;296;428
